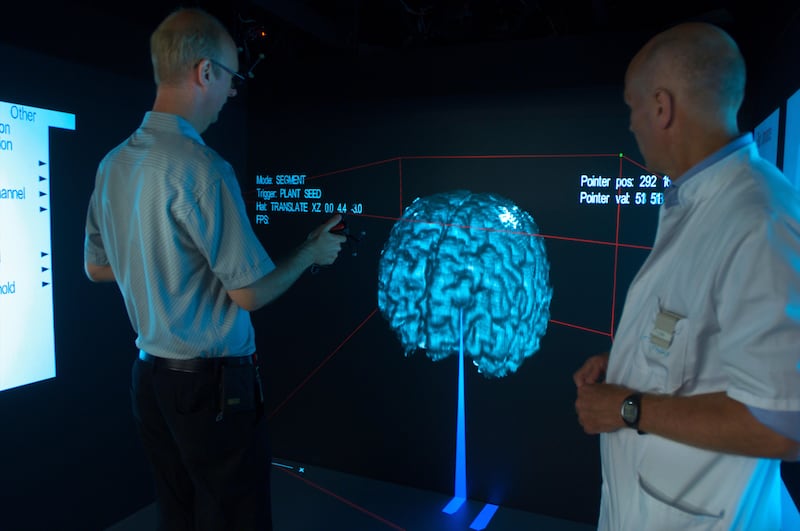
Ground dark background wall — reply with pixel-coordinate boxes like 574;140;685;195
0;1;798;529
246;38;647;526
244;18;800;526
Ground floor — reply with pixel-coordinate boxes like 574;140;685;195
106;458;595;531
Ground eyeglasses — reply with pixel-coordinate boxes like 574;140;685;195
209;59;247;89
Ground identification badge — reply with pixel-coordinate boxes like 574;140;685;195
650;309;683;349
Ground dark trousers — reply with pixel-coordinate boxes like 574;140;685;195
131;358;273;531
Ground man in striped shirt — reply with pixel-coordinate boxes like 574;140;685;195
84;8;344;530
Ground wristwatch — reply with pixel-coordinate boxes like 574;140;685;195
620;392;644;433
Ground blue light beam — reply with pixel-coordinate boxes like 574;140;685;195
455;307;466;499
470;504;499;530
443;308;468;514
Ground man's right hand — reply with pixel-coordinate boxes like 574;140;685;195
227;214;348;311
303;214;347;266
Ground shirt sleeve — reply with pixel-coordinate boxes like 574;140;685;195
183;159;275;290
719;213;800;412
748;406;800;444
83;187;109;267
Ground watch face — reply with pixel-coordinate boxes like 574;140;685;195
621;399;638;423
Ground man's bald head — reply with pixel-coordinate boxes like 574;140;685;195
626;22;745;127
623;22;747;177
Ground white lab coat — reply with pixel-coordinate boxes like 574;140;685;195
600;138;800;531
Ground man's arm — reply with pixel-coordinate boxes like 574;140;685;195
227;215;345;312
641;391;800;460
575;383;800;461
85;262;115;282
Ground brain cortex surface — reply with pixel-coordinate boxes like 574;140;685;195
377;190;552;378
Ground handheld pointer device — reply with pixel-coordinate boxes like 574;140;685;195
310;214;366;274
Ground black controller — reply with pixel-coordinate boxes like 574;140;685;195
330;214;364;255
310;214;366;274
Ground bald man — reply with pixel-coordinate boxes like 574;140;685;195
573;22;800;530
84;8;344;530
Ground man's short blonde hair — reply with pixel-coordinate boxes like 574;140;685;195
150;8;233;85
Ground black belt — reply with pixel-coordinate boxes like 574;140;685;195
138;351;254;373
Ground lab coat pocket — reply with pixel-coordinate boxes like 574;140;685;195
638;437;726;525
637;435;757;528
639;299;692;393
637;476;725;530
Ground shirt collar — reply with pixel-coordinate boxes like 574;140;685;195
141;111;206;146
663;133;752;208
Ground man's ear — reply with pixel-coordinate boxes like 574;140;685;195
654;88;674;129
195;58;213;88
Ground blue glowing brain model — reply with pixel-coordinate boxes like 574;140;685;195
377;190;552;378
